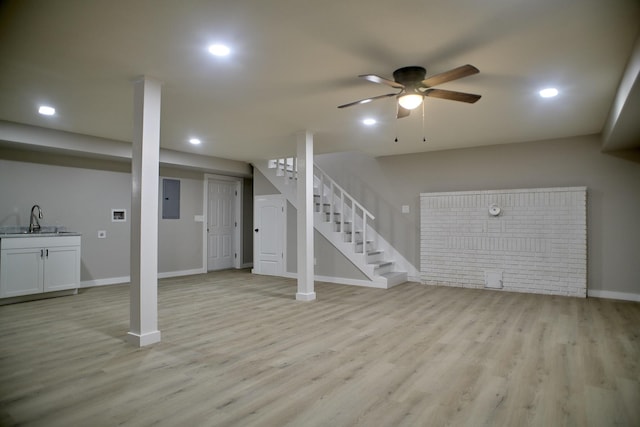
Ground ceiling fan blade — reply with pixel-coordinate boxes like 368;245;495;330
421;64;479;87
337;92;398;109
359;74;405;89
397;104;411;119
423;88;481;103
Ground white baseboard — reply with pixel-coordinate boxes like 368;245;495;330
316;274;388;288
281;271;386;289
588;290;640;302
81;276;130;288
296;292;316;301
158;268;206;279
81;268;206;289
127;330;161;347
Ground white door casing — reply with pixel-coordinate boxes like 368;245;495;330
207;178;239;271
253;195;285;275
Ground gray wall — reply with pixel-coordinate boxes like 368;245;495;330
0;150;133;282
315;134;640;295
253;168;279;196
0;148;253;283
158;168;205;274
285;201;367;280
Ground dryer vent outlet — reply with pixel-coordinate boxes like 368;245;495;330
485;270;503;289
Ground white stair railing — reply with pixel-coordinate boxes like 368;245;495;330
314;164;374;254
263;157;415;286
267;157;375;255
269;158;297;182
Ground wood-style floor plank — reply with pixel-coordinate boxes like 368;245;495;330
0;269;639;426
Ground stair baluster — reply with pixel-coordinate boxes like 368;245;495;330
340;191;345;234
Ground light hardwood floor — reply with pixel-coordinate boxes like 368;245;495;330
1;270;639;426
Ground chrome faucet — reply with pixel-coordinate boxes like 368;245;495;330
29;204;43;233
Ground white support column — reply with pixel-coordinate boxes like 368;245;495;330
296;130;316;301
128;76;162;346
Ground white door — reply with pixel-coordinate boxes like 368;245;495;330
254;195;284;275
208;179;237;271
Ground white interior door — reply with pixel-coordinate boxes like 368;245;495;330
254;195;284;275
208;179;237;271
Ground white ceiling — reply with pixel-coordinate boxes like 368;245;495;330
0;0;638;163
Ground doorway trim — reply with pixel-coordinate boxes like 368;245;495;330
203;174;243;271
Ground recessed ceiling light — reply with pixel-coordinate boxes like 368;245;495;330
363;118;376;126
208;44;230;57
539;88;558;98
189;138;201;145
38;105;56;116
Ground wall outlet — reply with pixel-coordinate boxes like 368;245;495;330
98;230;107;239
402;205;410;214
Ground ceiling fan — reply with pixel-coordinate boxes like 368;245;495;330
338;64;481;118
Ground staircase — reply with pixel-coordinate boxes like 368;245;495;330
255;157;408;288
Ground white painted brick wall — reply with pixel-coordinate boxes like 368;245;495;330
420;187;587;297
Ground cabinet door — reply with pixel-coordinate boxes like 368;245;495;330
0;248;44;297
44;246;80;292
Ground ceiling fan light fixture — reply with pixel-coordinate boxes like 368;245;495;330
338;64;480;117
398;94;423;110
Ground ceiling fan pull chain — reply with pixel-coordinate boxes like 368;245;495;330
394;114;399;143
422;102;427;143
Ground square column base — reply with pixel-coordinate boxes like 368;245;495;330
296;292;316;302
127;330;161;347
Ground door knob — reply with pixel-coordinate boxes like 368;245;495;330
254;228;259;232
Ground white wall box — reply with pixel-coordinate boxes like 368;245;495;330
162;178;180;219
0;236;81;299
111;209;126;222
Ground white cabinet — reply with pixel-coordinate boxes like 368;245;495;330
0;236;81;298
0;246;43;297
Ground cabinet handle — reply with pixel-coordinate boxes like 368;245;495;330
40;249;44;258
46;249;49;257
